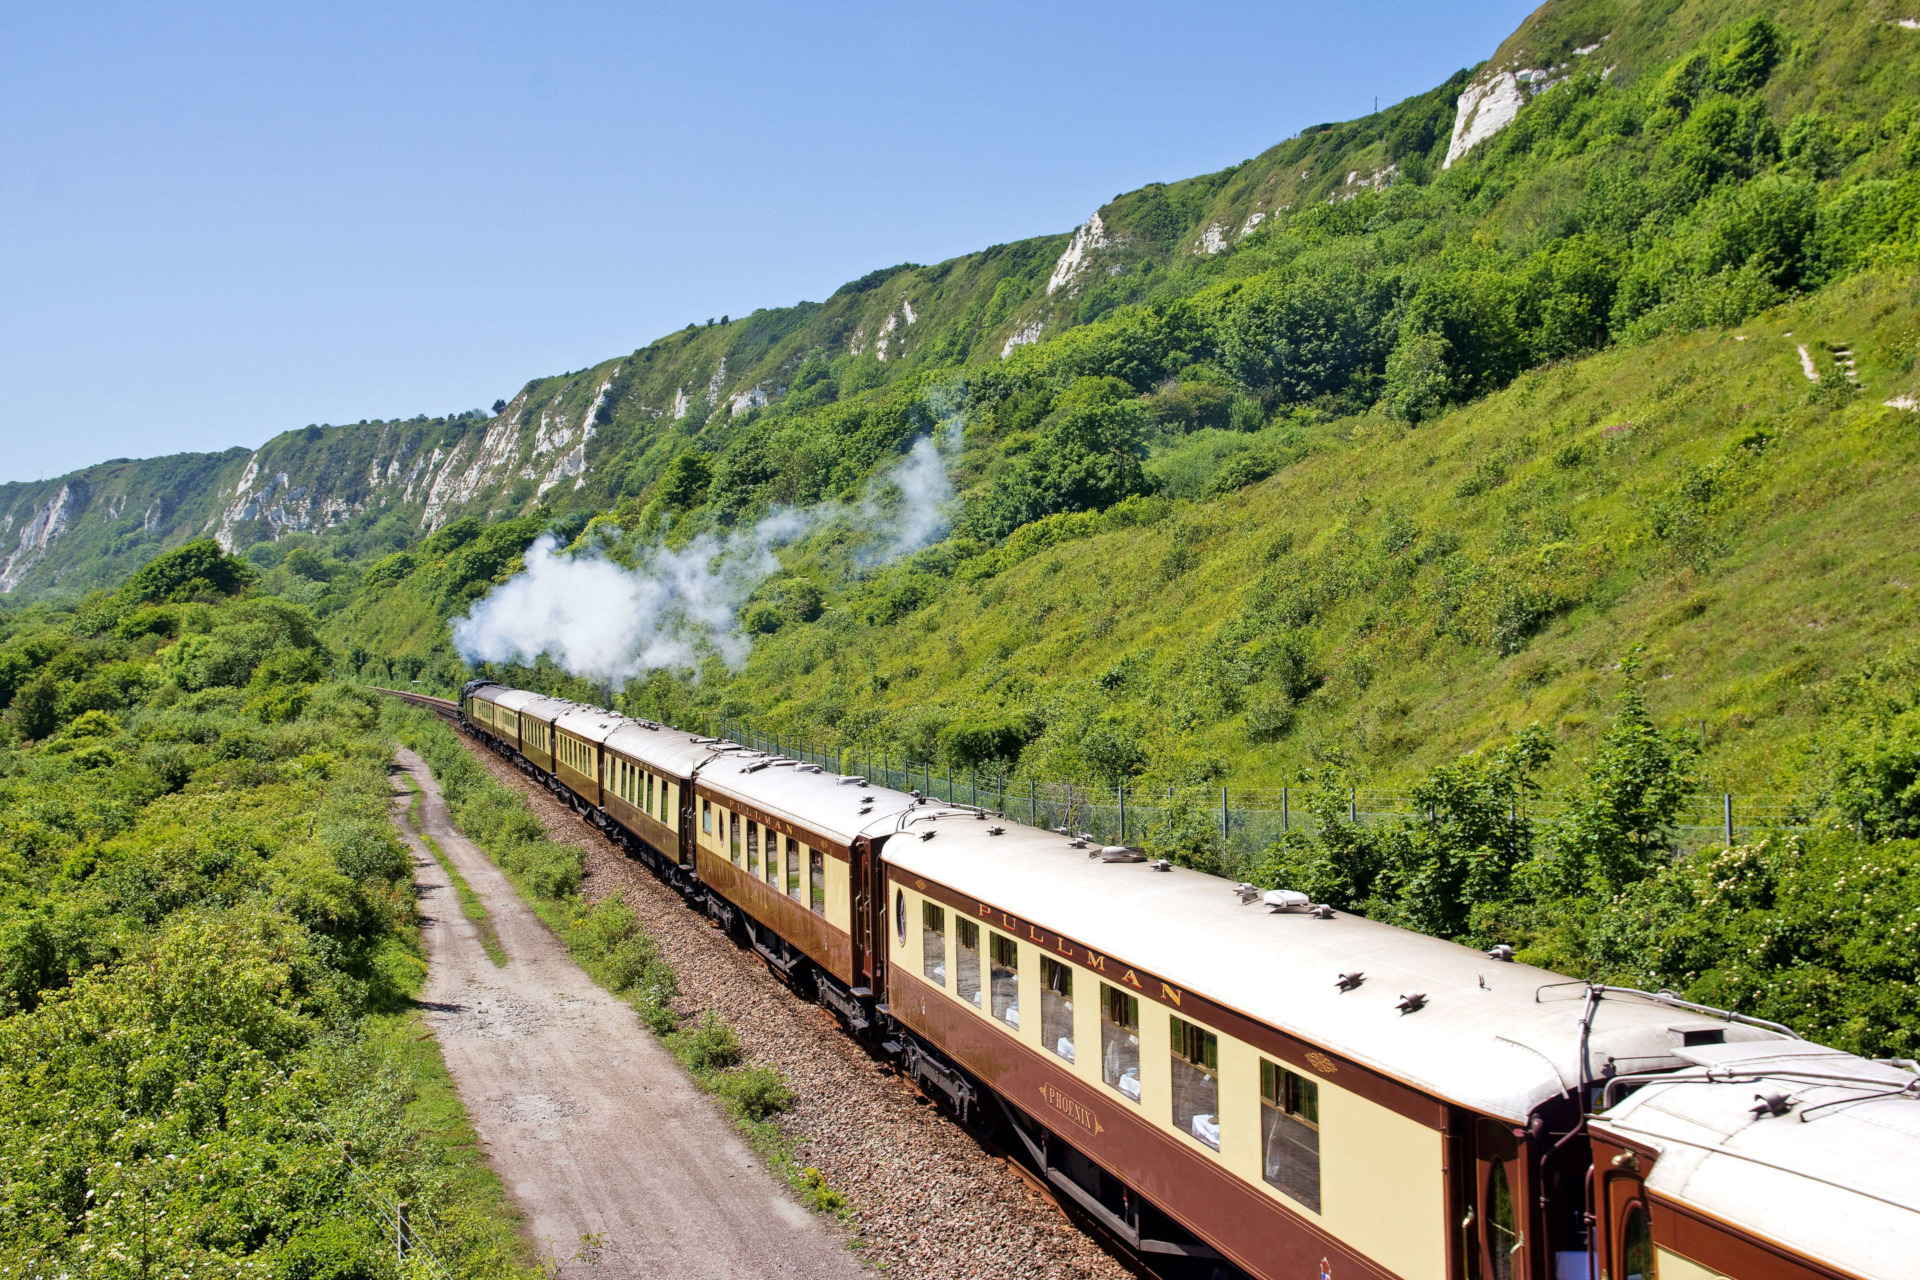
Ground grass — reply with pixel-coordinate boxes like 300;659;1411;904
399;770;510;967
699;268;1920;799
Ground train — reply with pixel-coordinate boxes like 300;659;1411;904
447;679;1919;1280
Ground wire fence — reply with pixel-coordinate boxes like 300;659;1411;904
314;1121;455;1280
717;719;1817;863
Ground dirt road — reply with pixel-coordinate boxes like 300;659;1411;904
390;747;867;1280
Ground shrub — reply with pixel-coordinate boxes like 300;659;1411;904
714;1065;797;1121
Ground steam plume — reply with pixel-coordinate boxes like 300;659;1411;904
452;428;958;682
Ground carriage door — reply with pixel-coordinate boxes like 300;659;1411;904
1472;1117;1531;1280
850;837;883;995
1597;1148;1657;1280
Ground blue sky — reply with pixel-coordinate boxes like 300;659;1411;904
0;1;1534;483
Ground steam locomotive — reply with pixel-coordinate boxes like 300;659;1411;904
455;679;1919;1280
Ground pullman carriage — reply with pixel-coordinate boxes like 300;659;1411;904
552;705;627;810
878;811;1801;1280
601;722;711;880
496;689;567;773
448;683;1920;1280
694;758;869;1007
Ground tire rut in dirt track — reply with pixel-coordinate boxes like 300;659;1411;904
454;733;1135;1280
391;748;868;1280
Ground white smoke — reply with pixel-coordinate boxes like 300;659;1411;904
452;426;959;682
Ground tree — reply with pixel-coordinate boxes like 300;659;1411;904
117;538;256;605
961;399;1152;542
492;398;508;414
1382;330;1451;424
657;452;713;511
1542;656;1701;894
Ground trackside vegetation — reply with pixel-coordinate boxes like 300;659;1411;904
0;541;527;1279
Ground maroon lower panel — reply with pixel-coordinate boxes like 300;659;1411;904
606;795;678;864
699;849;853;984
889;969;1407;1280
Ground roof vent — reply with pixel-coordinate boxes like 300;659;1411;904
987;825;1005;836
1750;1091;1793;1119
1310;904;1336;919
1098;845;1147;863
1150;859;1172;872
1264;890;1310;912
1336;971;1365;992
1233;883;1262;904
837;776;866;786
1487;944;1515;962
1397;993;1428;1015
1068;837;1089;849
918;830;937;842
908;790;923;800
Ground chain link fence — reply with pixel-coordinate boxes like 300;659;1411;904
719;721;1817;865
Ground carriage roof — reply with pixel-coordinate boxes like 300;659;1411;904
879;802;1786;1124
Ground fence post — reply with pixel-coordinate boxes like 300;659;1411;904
1119;784;1126;842
1221;787;1229;842
1282;787;1289;832
1350;787;1357;824
1725;793;1734;846
396;1202;409;1264
971;769;977;808
1030;779;1036;826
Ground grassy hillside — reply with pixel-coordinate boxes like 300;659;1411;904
322;0;1920;805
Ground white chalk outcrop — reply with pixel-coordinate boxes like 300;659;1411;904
0;482;84;592
1001;320;1045;359
1445;72;1528;168
1444;39;1607;169
1047;213;1108;294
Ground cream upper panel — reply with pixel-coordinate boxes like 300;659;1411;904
894;882;1447;1280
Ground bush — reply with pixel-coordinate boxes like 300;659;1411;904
714;1065;797;1121
118;538;256;604
670;1010;743;1073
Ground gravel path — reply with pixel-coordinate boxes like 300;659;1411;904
449;731;1135;1280
391;748;868;1280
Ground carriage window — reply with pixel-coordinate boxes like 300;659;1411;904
662;782;674;828
646;773;654;813
1101;985;1141;1102
746;822;760;875
989;933;1020;1030
955;919;981;1009
766;833;779;887
703;798;712;835
1260;1061;1320;1211
809;848;825;914
1621;1204;1655;1280
729;812;740;864
1488;1160;1517;1280
895;889;906;944
785;837;801;899
922;903;946;984
1041;956;1074;1063
1171;1016;1220;1151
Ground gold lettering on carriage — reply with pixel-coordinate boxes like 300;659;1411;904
1038;1083;1104;1135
